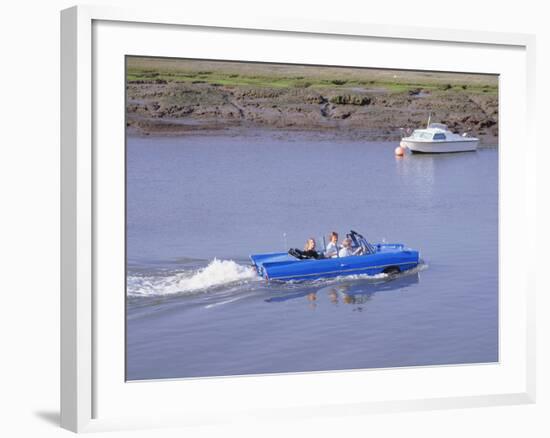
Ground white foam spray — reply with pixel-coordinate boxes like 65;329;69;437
127;259;258;297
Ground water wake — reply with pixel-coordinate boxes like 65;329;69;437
127;259;429;298
127;259;258;297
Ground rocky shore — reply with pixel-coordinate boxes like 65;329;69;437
126;58;499;144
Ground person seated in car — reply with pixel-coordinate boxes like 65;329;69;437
302;237;321;259
338;238;362;257
324;231;339;258
288;237;322;259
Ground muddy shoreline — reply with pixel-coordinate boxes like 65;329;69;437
126;58;499;145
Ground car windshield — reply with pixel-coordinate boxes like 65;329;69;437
348;230;376;255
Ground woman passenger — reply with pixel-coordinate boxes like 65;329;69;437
302;238;321;259
324;231;339;258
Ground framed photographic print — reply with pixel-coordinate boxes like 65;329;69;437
61;5;536;433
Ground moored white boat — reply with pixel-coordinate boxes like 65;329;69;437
400;122;479;153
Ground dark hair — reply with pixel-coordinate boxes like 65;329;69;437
330;231;338;239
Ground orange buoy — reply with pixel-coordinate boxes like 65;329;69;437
394;146;405;156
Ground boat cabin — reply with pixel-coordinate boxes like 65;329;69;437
411;123;450;141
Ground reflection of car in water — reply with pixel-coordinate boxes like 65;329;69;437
265;272;420;304
250;230;420;282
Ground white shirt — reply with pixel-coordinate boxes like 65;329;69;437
325;241;338;258
338;247;353;257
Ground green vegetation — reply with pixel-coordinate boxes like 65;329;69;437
126;57;498;96
329;95;371;105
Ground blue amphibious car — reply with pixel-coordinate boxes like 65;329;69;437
250;230;420;282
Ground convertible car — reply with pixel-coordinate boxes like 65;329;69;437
250;230;420;282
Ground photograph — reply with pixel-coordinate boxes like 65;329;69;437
125;56;499;381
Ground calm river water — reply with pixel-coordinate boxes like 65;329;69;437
126;131;498;380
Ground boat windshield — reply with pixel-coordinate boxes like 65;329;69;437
412;130;433;140
433;133;446;140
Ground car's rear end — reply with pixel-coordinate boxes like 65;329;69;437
249;252;296;279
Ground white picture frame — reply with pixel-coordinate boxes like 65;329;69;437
60;5;536;433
